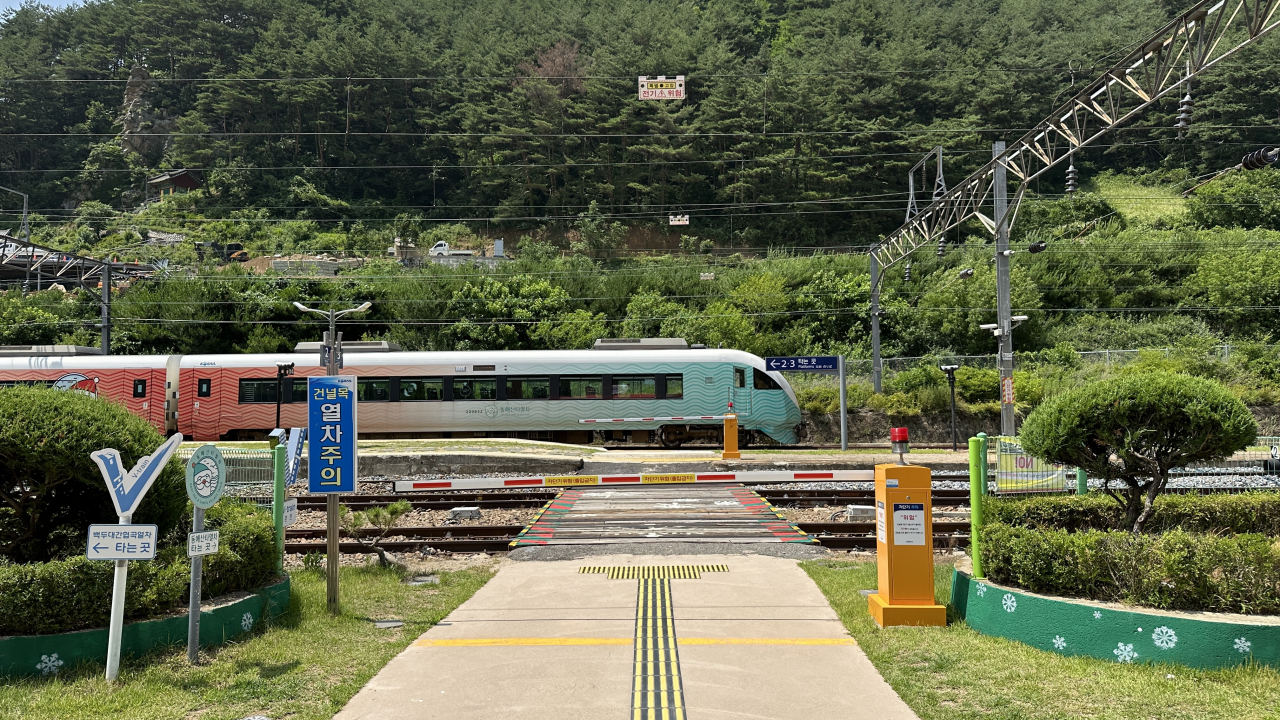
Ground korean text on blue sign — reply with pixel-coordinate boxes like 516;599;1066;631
764;356;839;373
87;524;158;560
308;375;358;493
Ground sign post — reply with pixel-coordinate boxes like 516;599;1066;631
309;375;357;615
89;432;183;682
184;444;226;664
764;355;847;449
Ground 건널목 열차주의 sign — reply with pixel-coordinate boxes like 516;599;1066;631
308;375;358;493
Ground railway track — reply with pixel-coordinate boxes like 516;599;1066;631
283;521;972;554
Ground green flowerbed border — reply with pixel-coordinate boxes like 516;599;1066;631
0;575;290;679
951;568;1276;669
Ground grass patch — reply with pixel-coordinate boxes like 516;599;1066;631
1091;173;1187;224
0;563;496;720
801;559;1280;719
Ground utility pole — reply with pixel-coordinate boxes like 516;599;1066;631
275;362;295;429
869;250;882;393
293;301;370;616
992;142;1015;437
101;263;111;355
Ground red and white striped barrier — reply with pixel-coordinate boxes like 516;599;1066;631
392;469;874;492
578;415;727;424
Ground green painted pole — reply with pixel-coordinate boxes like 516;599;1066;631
976;432;989;496
968;436;985;579
272;444;286;573
1076;467;1088;495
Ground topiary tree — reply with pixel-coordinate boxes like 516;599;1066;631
0;386;185;562
1020;373;1256;533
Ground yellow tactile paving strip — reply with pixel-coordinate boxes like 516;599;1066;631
580;565;729;579
634;576;685;720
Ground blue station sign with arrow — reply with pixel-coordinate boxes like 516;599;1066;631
765;356;840;373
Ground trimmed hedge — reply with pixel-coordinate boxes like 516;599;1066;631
0;501;277;635
981;523;1280;614
984;492;1280;535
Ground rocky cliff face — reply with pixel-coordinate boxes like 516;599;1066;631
118;65;176;163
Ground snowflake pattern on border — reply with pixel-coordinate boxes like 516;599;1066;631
1093;611;1102;620
1052;636;1066;650
241;612;254;632
976;583;987;597
36;653;63;676
1113;642;1138;663
1234;637;1252;654
1002;593;1017;612
1152;626;1177;650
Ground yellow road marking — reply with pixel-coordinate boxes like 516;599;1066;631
412;637;857;647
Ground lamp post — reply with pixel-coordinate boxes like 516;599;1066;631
940;365;959;452
275;362;295;429
292;301;371;615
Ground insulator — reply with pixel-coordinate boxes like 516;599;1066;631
1242;146;1279;171
1028;240;1048;254
957;268;974;280
936;237;946;257
1174;93;1193;135
1065;163;1079;194
903;263;912;282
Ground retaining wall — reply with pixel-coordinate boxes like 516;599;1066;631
0;575;291;679
950;568;1277;669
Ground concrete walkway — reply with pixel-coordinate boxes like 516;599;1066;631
335;554;919;720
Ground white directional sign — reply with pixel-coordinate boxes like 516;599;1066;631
187;530;220;557
87;524;158;560
282;498;298;527
638;75;685;100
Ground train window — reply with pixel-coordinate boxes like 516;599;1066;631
753;369;782;390
197;378;212;397
238;379;278;404
506;377;550;400
612;376;656;399
558;376;603;399
357;378;391;402
291;380;307;402
666;375;684;399
454;378;498;400
733;368;746;388
400;377;443;401
133;379;147;398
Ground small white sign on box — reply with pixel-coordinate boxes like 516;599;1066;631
87;524;158;560
669;214;689;226
188;530;220;557
876;501;886;543
892;503;926;546
283;498;298;527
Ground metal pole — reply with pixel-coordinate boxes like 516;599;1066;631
869;251;882;393
1076;467;1088;495
273;444;286;572
186;507;204;664
993;142;1015;437
101;263;111;355
105;513;130;681
967;437;984;579
838;356;848;451
326;308;340;615
276;372;284;430
976;432;989;497
949;374;958;452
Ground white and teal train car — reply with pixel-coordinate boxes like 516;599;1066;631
2;340;804;444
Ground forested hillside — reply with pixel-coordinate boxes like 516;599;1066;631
2;0;1277;243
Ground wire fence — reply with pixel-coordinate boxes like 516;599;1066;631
992;435;1280;494
176;447;275;488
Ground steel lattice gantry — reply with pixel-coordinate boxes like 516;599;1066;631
872;0;1280;275
0;230;156;354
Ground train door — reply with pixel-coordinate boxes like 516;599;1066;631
731;366;751;416
191;369;222;441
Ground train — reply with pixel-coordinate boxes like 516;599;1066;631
0;339;804;446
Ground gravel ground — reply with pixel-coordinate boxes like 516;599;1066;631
291;507;537;530
778;505;969;522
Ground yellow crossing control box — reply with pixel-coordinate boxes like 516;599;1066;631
867;463;947;627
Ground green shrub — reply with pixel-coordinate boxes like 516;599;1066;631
0;386;186;563
0;501;278;635
985;492;1280;535
867;392;921;417
954;367;999;402
981;523;1280;614
1020;373;1256;531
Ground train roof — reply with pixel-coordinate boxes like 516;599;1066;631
0;354;169;370
178;348;772;369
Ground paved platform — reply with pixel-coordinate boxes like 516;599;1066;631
334;554;919;720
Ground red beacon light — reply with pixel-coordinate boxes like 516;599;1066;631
890;427;910;463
